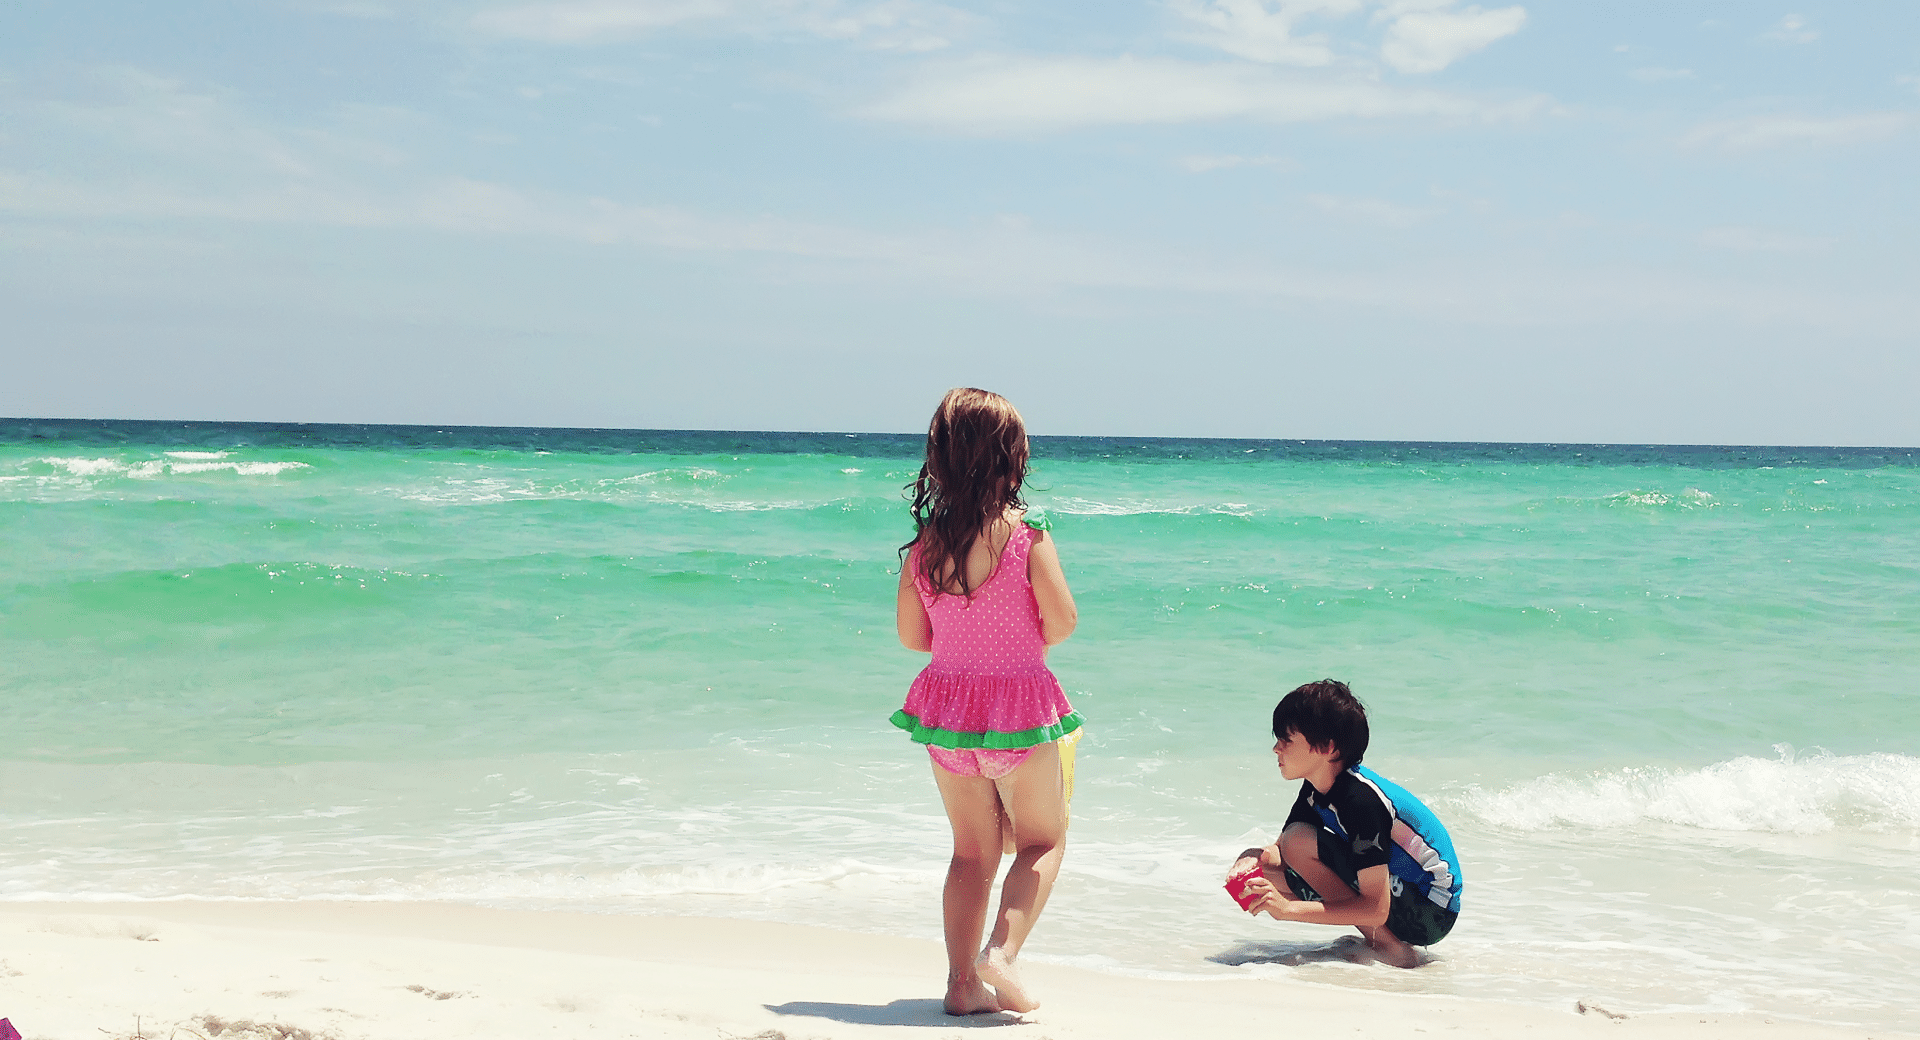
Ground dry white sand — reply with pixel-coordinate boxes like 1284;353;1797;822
0;902;1900;1040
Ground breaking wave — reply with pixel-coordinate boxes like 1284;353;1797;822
1454;746;1920;834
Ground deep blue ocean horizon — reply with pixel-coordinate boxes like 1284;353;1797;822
5;416;1917;466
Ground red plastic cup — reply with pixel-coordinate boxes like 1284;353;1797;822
1225;863;1267;911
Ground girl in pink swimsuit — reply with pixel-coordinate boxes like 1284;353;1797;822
892;387;1082;1017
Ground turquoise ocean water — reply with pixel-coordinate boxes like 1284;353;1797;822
3;420;1917;1029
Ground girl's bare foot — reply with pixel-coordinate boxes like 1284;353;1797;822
976;945;1039;1012
944;973;1001;1016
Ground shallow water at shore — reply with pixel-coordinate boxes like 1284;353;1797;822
4;420;1918;1029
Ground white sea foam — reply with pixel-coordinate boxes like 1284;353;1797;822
1453;746;1920;833
1599;487;1717;508
6;750;1919;1030
1047;496;1259;517
39;456;126;476
31;456;307;479
168;461;310;476
389;468;833;509
136;860;930;905
629;468;723;484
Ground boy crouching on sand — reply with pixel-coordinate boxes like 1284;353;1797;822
1227;679;1462;967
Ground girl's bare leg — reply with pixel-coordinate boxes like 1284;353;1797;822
975;742;1066;1013
931;761;1007;1015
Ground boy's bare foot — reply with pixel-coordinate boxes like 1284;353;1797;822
944;973;1001;1016
976;946;1039;1012
1359;926;1420;968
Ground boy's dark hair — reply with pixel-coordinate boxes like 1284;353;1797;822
1272;679;1369;767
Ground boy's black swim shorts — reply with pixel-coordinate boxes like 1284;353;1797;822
1282;828;1457;947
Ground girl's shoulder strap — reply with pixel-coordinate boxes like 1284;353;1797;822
1020;505;1053;532
1003;513;1038;565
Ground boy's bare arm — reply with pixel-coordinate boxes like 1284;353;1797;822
1245;864;1393;928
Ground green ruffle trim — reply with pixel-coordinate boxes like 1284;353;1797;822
1022;506;1053;532
891;709;1083;750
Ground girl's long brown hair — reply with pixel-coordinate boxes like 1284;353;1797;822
901;388;1030;599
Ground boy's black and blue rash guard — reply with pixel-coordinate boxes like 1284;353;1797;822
1284;765;1463;913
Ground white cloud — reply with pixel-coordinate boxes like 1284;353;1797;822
470;0;973;49
25;68;414;184
295;1;399;17
13;159;1912;337
1172;0;1527;74
1428;184;1492;212
804;0;972;51
1168;0;1364;67
1761;14;1817;45
13;143;1920;347
7;64;1908;341
1683;112;1911;150
474;0;728;41
0;163;902;259
1629;67;1693;83
1307;192;1439;227
1698;226;1833;254
1179;153;1300;172
1378;3;1526;74
859;55;1548;133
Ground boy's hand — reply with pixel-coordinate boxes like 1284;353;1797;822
1240;875;1279;914
1245;880;1314;919
1227;845;1278;883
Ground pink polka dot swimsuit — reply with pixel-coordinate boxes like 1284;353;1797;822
891;522;1082;752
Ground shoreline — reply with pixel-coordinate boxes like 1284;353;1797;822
0;901;1899;1040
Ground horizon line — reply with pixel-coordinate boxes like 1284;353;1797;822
3;416;1918;454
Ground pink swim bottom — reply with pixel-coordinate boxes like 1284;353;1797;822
927;744;1035;780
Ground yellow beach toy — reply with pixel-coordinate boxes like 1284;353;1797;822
1058;726;1082;807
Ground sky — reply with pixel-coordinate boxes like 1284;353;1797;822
3;1;1917;444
